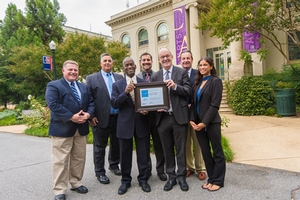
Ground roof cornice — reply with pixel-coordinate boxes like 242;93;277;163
105;0;173;26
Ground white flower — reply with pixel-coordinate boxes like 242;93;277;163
28;95;32;100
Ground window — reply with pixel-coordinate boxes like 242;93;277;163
157;23;169;41
122;34;130;48
288;32;300;60
138;29;148;46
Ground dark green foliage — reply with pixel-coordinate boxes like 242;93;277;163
228;76;275;115
262;64;300;105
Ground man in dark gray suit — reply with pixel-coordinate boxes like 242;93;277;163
151;48;192;192
136;52;167;181
46;60;94;200
86;53;123;185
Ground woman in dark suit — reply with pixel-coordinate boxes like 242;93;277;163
190;57;225;191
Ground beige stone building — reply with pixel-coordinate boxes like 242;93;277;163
105;0;296;81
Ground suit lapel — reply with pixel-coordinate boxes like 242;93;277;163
97;72;110;98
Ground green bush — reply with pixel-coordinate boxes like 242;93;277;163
228;76;275;115
0;110;17;120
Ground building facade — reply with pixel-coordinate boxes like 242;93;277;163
105;0;293;80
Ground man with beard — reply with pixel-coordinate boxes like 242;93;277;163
136;53;167;182
180;50;207;181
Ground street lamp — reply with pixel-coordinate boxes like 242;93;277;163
49;40;57;80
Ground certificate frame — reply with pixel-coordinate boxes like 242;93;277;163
134;81;170;112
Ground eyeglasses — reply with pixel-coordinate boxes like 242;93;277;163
159;54;171;59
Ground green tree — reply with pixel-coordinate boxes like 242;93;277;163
106;40;130;72
198;0;300;63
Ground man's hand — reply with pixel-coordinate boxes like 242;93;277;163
125;82;135;94
70;110;90;124
89;117;98;126
165;79;176;90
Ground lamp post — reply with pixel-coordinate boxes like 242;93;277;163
49;40;57;80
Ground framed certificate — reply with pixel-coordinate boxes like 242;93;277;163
134;81;170;112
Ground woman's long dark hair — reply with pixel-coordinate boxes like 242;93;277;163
193;57;218;89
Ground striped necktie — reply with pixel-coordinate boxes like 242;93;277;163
70;82;81;104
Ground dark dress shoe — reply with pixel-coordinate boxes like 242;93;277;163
118;183;131;195
55;194;65;200
139;182;151;192
179;180;189;191
70;185;88;194
97;175;110;184
157;173;167;181
163;180;177;191
109;167;122;176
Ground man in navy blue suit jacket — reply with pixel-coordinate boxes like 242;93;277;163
46;60;94;200
111;57;151;195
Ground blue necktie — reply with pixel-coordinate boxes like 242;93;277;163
107;73;118;114
165;70;172;111
70;82;81;104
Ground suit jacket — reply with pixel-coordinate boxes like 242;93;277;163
151;66;192;125
45;78;95;137
190;76;223;125
187;68;197;104
111;77;150;139
86;71;123;128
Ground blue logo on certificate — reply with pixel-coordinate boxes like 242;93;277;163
141;90;149;97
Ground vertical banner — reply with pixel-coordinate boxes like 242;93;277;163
42;55;52;71
174;6;188;65
243;32;261;53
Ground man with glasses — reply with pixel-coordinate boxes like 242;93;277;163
151;48;192;192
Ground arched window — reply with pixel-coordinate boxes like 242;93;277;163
138;29;148;46
157;22;169;41
122;34;130;48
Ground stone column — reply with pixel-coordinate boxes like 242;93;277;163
186;2;203;68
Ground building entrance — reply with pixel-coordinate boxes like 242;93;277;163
213;50;231;81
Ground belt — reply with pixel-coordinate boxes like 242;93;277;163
163;111;173;116
110;114;118;116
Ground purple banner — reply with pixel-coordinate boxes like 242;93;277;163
174;6;188;65
243;32;261;53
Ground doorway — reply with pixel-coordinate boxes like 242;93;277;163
213;50;231;81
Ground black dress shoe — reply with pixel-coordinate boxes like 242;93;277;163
118;183;131;195
179;180;189;191
109;167;122;176
70;185;88;194
97;175;110;184
163;180;177;191
139;182;151;192
54;194;65;200
157;172;167;181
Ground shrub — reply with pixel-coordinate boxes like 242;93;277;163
22;95;50;128
228;76;275;115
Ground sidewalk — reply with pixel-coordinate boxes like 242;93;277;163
0;114;300;199
220;113;300;173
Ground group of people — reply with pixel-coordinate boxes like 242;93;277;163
45;48;226;200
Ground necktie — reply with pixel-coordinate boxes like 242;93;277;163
107;73;113;95
107;73;118;114
70;82;81;104
164;71;172;111
165;70;170;80
129;79;135;104
145;73;150;82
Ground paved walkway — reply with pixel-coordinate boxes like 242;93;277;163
0;114;300;199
